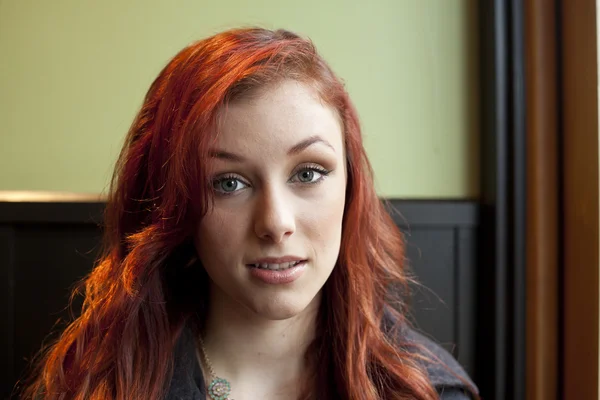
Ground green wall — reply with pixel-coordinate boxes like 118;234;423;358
0;0;479;198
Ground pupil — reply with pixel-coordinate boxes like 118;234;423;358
300;170;314;182
222;179;237;192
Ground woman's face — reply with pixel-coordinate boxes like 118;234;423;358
194;80;347;320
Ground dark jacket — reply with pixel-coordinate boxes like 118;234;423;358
165;321;478;400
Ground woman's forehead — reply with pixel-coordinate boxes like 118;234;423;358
215;80;343;153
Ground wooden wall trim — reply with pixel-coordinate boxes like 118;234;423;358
561;0;600;398
0;198;479;227
524;1;559;399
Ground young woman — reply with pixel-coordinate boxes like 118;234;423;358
22;28;478;399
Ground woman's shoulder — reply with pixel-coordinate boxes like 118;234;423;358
383;309;479;399
401;327;478;399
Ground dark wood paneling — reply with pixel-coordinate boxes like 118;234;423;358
404;228;457;353
386;200;478;227
456;227;477;376
13;225;102;381
0;227;15;398
388;200;479;378
0;202;104;224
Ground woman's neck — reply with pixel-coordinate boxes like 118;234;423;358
199;286;320;399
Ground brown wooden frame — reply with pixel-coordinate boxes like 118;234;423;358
560;0;599;398
481;1;599;398
524;1;559;399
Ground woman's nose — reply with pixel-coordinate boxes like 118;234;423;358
253;186;296;243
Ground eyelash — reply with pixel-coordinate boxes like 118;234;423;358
212;165;332;196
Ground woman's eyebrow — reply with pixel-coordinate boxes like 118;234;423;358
209;135;335;162
287;135;336;155
209;149;245;162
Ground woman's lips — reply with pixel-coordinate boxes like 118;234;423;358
248;260;303;270
248;256;305;265
246;260;307;284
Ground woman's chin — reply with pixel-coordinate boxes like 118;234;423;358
245;295;320;321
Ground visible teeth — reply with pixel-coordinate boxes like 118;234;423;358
253;261;300;270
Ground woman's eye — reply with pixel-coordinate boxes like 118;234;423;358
213;177;248;194
291;167;329;184
298;169;317;182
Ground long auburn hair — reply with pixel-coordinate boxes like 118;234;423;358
21;28;448;399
